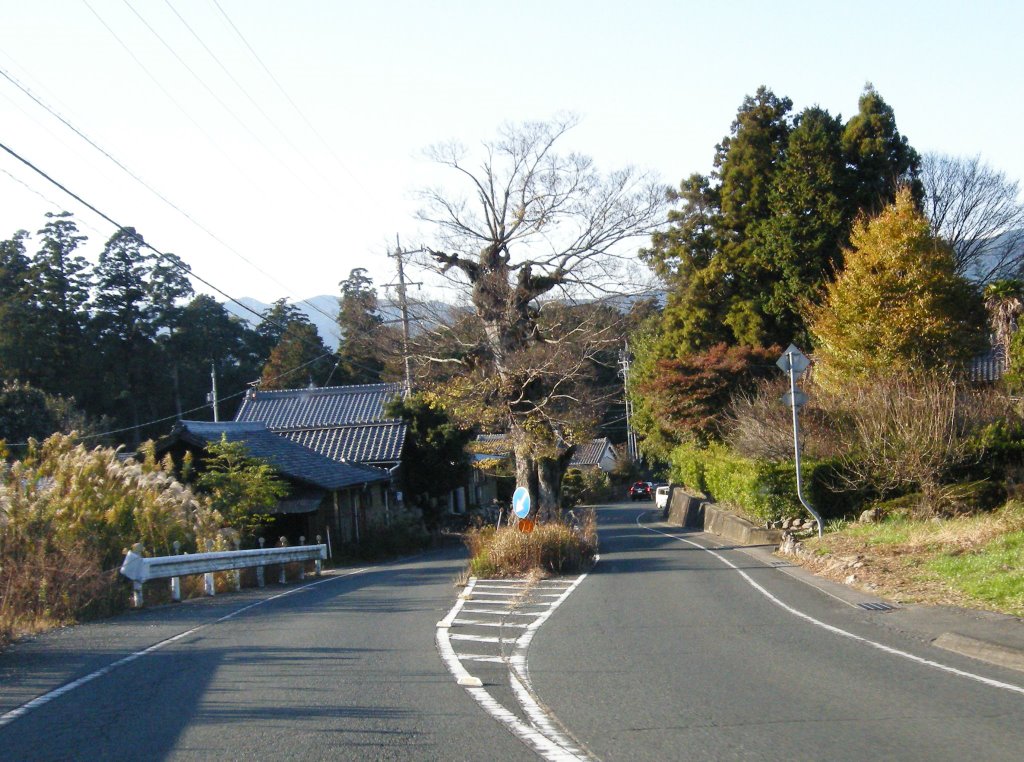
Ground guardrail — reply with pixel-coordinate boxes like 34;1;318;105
119;538;327;607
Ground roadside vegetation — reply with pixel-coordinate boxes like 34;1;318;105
797;502;1024;615
462;509;598;579
626;85;1024;616
0;433;284;649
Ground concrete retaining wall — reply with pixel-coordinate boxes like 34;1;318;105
664;488;781;546
665;487;705;528
703;504;781;546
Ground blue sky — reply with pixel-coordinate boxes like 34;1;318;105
1;0;1021;304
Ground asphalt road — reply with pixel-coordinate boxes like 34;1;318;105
0;544;536;761
4;504;1024;761
529;503;1024;761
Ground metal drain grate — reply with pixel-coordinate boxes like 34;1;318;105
857;602;896;612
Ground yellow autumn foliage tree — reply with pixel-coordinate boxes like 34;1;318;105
807;188;985;392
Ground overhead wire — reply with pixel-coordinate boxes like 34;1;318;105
162;0;354;200
120;0;325;200
0;140;400;444
210;0;375;200
79;0;264;193
0;55;341;338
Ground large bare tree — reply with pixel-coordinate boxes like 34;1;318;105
413;116;666;518
921;152;1024;284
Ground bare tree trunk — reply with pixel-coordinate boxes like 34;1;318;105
535;457;563;522
514;444;539;522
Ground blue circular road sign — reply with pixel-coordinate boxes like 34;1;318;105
512;487;531;519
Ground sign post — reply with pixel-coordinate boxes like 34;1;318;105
777;345;823;538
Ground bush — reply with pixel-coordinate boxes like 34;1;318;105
670;441;859;523
339;516;432;561
724;378;842;461
464;511;597;578
560;468;612;508
822;373;1014;515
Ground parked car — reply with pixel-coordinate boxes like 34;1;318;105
629;481;653;501
655;485;670;510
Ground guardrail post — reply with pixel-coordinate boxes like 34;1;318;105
256;537;265;587
170;540;182;602
233;539;242;592
131;542;145;607
278;537;288;584
298;536;306;580
315;535;323;576
204;540;216;596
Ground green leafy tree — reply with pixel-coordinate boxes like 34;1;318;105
752;107;853;344
254;298;310;359
90;228;194;442
193;435;288;540
259;321;335;390
983;279;1024;355
0;382;98;451
643;85;921;358
0;230;36;382
164;295;265;421
807;188;986;392
386;394;472;529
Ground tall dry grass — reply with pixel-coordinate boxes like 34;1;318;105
1;434;220;647
464;509;597;578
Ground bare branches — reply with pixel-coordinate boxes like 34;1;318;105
921;153;1024;283
416;116;668;299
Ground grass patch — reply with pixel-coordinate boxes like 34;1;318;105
794;501;1024;615
463;510;598;578
928;531;1024;613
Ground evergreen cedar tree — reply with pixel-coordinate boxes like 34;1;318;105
640;84;921;357
630;84;927;452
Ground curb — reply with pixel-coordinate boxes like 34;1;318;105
933;632;1024;673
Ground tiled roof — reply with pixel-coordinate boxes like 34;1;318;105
570;438;616;468
280;421;406;467
473;434;511;458
166;420;389;490
969;347;1007;383
234;383;405;429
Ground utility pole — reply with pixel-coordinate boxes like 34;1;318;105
388;235;421;393
208;362;220;422
619;342;640;463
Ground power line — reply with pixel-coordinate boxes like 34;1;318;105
4;349;339;447
121;0;323;200
162;0;355;202
80;0;263;193
0;63;340;336
211;0;374;200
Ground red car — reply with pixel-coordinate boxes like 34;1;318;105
629;481;653;501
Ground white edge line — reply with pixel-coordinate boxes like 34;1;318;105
0;567;369;728
638;515;1024;697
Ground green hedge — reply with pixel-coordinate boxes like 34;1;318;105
669;442;862;523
